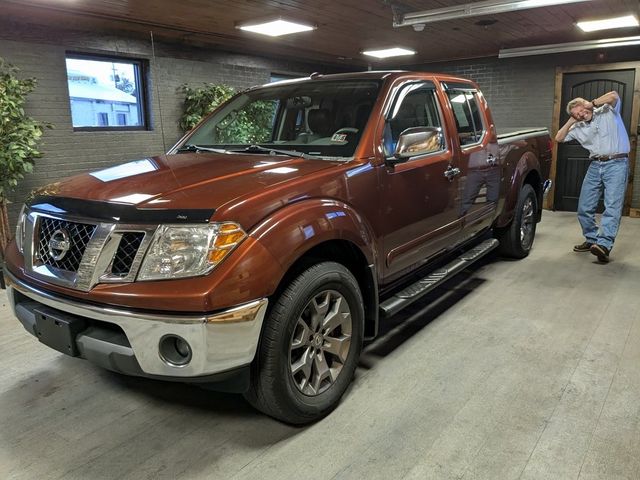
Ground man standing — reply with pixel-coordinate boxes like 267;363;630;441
555;91;630;263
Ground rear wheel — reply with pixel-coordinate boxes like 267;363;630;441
496;183;537;258
244;261;363;425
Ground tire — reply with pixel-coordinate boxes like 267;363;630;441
244;261;364;425
496;183;537;258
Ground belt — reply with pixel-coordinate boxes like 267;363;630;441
590;153;628;161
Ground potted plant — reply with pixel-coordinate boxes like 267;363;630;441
0;57;50;269
179;82;236;132
179;82;276;142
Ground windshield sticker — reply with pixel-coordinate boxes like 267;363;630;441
331;133;348;143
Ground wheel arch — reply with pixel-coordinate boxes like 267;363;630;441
249;198;380;339
495;150;543;228
271;240;378;341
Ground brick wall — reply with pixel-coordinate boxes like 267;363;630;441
0;22;342;227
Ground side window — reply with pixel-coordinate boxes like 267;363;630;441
446;90;485;146
385;83;444;156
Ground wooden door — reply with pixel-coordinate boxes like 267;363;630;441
554;69;635;211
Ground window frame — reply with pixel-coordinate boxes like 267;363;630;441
443;82;486;148
384;80;448;160
65;52;151;132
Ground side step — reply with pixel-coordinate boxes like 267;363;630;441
379;238;499;318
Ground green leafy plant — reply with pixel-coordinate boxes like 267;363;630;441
214;99;276;144
179;83;235;132
0;57;50;258
179;82;275;144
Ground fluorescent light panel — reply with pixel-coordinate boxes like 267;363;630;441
362;47;416;58
238;19;315;37
498;35;640;58
577;15;639;32
395;0;591;27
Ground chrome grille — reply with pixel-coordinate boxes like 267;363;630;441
36;218;97;272
111;232;145;277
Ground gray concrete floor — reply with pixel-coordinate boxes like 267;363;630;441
2;210;640;480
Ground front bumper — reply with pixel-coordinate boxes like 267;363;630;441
5;269;267;381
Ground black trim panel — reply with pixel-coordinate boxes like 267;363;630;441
27;196;215;224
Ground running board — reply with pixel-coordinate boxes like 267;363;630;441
379;238;499;318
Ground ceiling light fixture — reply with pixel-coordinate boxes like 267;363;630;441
577;15;639;32
362;47;417;59
498;35;640;58
394;0;591;28
236;19;316;37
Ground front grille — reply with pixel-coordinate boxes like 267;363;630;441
111;232;145;276
36;218;97;272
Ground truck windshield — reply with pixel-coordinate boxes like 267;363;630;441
182;79;381;158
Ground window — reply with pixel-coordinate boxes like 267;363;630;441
65;54;149;130
182;80;381;159
446;89;485;146
384;82;445;156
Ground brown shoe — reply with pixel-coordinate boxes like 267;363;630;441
590;244;610;263
573;241;593;252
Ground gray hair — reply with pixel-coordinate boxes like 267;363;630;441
566;97;588;115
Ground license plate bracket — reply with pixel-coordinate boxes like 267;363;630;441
34;307;87;357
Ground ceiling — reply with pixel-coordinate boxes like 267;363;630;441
2;0;639;67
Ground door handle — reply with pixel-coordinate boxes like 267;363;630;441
444;166;461;181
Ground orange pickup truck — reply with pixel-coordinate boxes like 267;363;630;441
3;71;551;424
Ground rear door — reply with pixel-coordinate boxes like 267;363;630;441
442;83;500;237
379;80;462;280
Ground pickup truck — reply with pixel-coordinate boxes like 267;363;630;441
3;71;551;424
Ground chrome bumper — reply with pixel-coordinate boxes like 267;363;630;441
5;270;268;378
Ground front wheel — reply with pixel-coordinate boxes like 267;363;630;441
244;261;364;425
495;183;537;258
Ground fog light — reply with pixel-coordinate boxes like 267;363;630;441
159;335;192;366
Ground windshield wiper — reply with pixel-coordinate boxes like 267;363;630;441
177;144;229;154
232;144;315;160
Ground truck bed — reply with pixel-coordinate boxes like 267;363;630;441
497;128;550;144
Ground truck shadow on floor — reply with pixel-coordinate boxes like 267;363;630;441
0;254;507;478
0;363;299;479
360;252;496;365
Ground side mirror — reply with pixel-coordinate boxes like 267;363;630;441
393;127;443;160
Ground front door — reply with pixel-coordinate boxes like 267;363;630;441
379;80;461;281
554;69;635;211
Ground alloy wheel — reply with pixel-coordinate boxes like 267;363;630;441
289;289;352;396
519;195;535;250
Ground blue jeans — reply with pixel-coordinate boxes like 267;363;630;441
577;158;629;250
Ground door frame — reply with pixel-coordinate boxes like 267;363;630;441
545;61;640;214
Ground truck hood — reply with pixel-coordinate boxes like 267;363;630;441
34;153;339;212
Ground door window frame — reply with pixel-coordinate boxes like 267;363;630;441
383;80;448;161
442;82;486;148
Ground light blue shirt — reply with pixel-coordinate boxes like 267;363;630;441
565;100;630;157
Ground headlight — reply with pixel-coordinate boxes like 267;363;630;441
15;204;27;254
137;222;246;281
